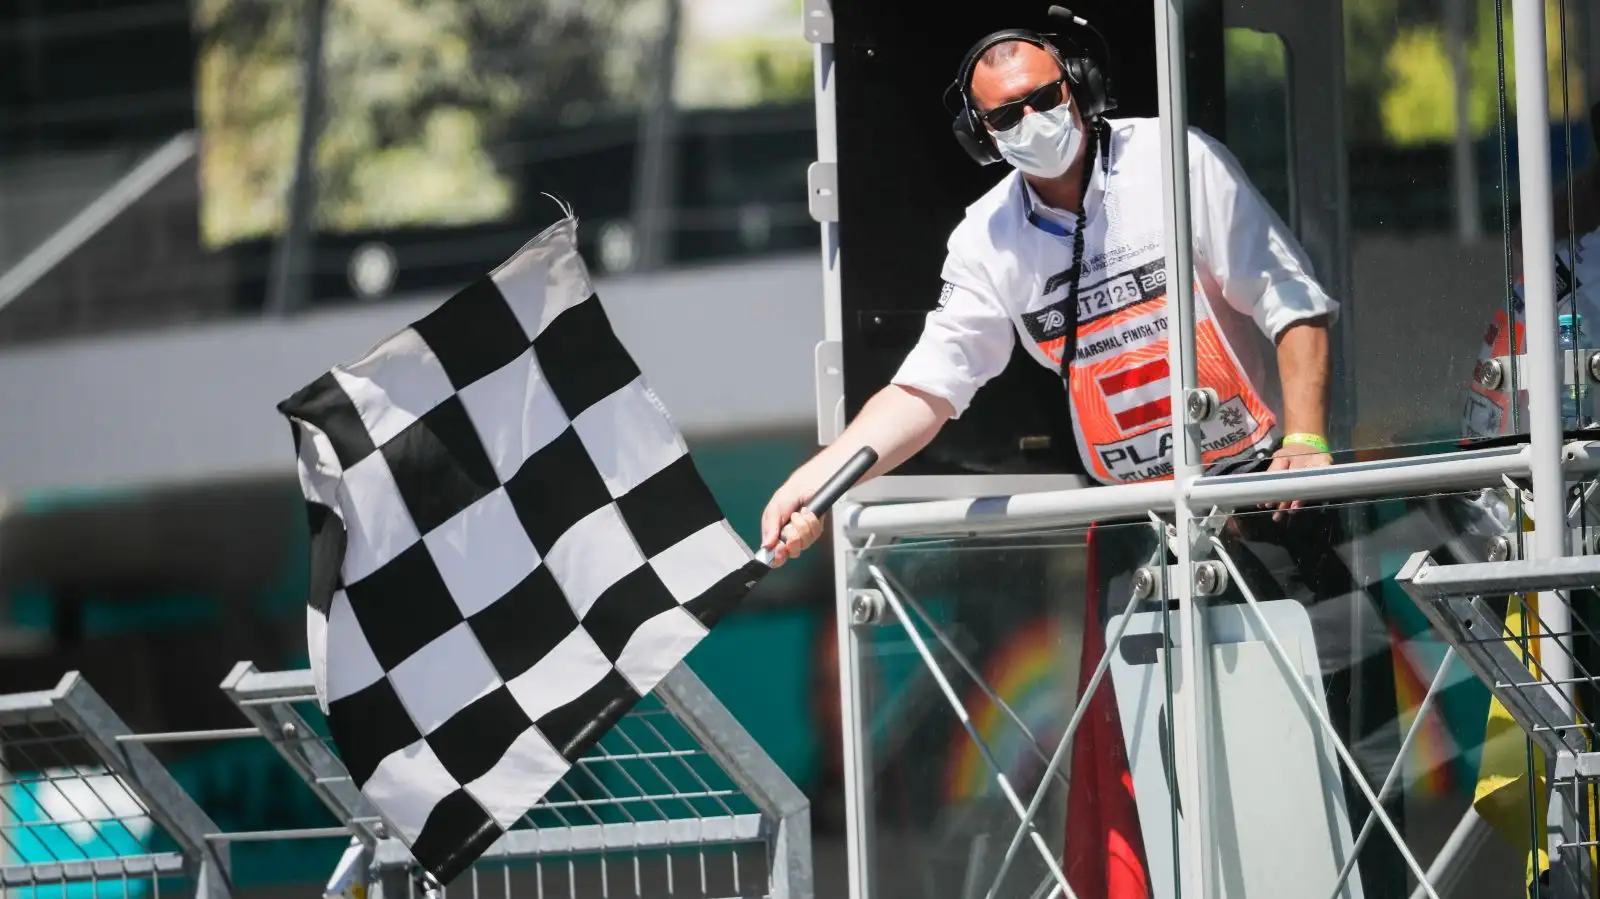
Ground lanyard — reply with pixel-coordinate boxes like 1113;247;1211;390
1021;122;1104;381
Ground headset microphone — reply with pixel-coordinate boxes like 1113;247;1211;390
1046;6;1115;83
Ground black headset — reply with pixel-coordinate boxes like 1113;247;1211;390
946;6;1117;167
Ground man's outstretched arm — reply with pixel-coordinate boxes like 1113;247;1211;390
759;385;954;566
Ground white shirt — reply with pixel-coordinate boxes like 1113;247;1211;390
892;117;1339;483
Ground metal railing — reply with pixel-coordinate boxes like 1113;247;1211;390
0;663;811;899
0;672;228;899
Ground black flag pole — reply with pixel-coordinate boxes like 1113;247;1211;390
755;446;879;566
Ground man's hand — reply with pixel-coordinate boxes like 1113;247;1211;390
760;476;826;568
755;384;955;567
1263;443;1332;519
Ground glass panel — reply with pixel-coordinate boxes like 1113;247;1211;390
1223;28;1292;227
850;519;1180;899
1164;0;1591;473
1191;491;1545;897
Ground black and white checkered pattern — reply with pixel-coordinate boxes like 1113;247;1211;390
279;214;769;884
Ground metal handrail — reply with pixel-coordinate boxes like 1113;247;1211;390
0;131;198;315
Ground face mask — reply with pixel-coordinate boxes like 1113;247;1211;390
992;104;1083;179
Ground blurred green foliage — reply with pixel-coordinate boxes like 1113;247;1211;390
195;0;814;248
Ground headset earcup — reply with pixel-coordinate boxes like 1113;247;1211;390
1063;56;1109;121
952;114;1003;166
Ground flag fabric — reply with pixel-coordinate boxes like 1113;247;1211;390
280;211;769;884
1472;593;1551;891
1062;524;1151;898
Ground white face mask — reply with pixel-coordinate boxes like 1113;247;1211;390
992;104;1083;179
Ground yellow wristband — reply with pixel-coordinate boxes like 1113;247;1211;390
1282;432;1330;453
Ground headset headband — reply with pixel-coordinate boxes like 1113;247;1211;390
946;8;1117;167
947;29;1061;110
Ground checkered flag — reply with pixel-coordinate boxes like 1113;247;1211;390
280;213;770;883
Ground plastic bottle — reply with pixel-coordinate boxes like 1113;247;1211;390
1559;312;1585;427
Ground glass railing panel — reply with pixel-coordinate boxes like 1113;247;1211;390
1191;490;1544;897
1168;0;1590;475
848;519;1180;899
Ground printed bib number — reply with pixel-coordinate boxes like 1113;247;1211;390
1043;294;1277;484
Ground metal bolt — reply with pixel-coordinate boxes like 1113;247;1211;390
1185;388;1217;423
1475;358;1505;391
281;722;298;739
1193;561;1228;596
849;589;885;626
1486;536;1512;563
1131;567;1156;601
1589;351;1600;384
371;822;386;839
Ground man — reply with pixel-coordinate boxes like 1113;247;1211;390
761;15;1408;898
760;31;1334;558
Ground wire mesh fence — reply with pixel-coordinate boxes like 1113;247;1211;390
0;676;224;899
0;664;808;899
1396;545;1600;895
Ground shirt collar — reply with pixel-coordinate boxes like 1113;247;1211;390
1018;124;1115;238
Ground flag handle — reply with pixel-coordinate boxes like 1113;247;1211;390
756;446;878;566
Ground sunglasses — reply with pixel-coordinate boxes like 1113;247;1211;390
978;79;1069;132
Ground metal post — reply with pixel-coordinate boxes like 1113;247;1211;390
657;666;815;899
806;3;872;896
266;0;329;316
1154;0;1213;894
631;0;683;272
1512;0;1574;685
1449;0;1483;243
48;673;234;899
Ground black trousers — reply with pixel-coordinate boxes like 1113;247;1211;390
1092;504;1409;897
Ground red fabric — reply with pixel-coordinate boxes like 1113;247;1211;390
1062;524;1151;898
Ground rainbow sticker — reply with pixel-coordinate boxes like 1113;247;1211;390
1390;624;1460;799
944;617;1073;802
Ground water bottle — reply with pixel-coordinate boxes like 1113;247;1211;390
1560;312;1585;427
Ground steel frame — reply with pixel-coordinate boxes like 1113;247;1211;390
1395;552;1600;898
0;661;809;899
0;672;231;898
220;662;813;899
807;0;1576;894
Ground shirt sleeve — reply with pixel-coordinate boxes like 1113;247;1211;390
890;232;1016;419
1188;128;1340;341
